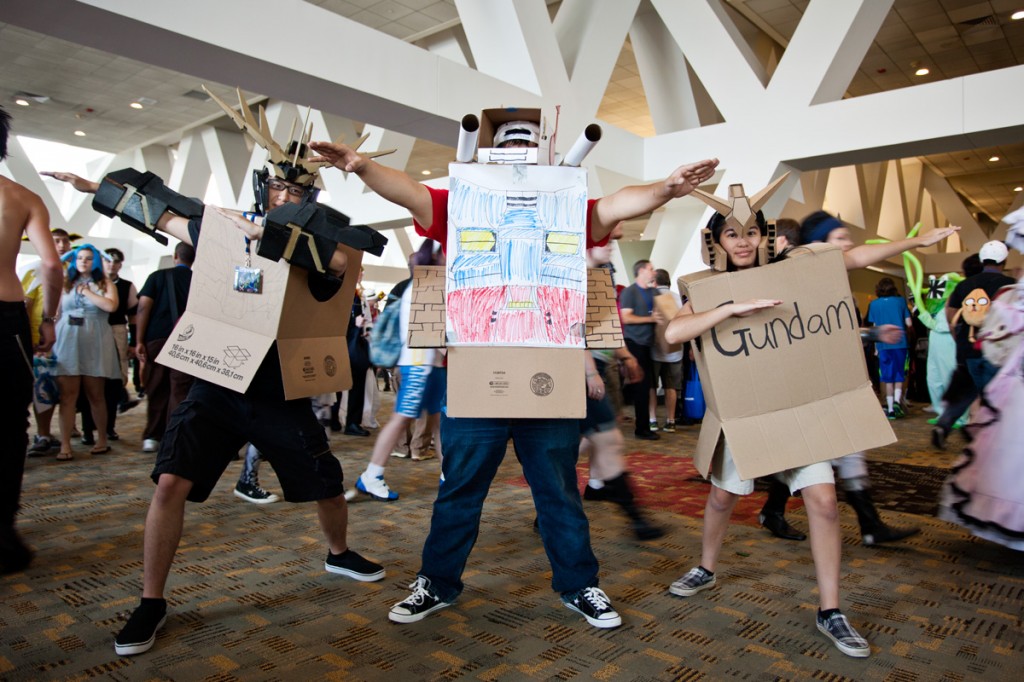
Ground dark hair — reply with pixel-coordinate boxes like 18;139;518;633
706;211;768;244
174;242;196;266
654;268;671;287
875;277;898;298
51;228;70;238
774;218;801;246
105;247;125;262
962;253;982;278
800;210;843;245
632;259;651;278
0;105;10;161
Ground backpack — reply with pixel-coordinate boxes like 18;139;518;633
369;292;404;368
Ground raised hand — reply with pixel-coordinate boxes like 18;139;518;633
40;171;99;194
308;141;365;174
662;158;719;198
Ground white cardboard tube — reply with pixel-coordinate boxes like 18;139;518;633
561;124;602;167
456;114;480;163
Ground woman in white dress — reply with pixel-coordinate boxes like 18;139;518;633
51;245;120;460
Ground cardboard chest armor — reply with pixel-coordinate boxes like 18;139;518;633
678;244;896;481
408;108;621;418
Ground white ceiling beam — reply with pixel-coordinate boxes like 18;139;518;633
768;0;892;107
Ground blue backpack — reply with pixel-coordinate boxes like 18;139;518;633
370;293;403;368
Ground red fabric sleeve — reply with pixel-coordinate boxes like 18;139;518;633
413;186;450;252
585;198;609;249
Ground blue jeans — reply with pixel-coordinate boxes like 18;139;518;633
419;413;600;602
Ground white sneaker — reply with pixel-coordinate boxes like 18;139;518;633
142;439;159;453
355;473;399;501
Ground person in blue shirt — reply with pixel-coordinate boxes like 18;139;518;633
867;278;912;418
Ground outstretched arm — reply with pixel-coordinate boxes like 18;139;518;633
665;298;782;345
842;226;960;270
41;171;195;245
590;158;719;243
309;141;434;228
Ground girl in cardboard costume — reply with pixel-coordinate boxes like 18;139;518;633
665;183;959;659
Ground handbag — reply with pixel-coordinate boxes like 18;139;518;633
683;366;706;420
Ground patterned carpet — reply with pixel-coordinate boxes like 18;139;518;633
2;396;1022;681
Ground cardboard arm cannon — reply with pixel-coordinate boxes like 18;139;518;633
258;202;387;275
92;168;204;246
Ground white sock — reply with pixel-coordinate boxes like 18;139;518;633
894;388;903;404
365;463;385;479
886;396;894;412
588;478;605;490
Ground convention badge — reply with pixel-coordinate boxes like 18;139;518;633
233;234;263;294
68;316;85;326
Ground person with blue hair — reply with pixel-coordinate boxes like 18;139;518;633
52;243;121;460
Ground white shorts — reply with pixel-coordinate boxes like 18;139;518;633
710;440;834;495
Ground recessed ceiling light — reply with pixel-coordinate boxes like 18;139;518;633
1012;10;1024;20
989;155;1000;162
130;101;144;109
421;170;431;176
915;67;929;76
14;98;29;106
73;130;86;137
1015;186;1023;192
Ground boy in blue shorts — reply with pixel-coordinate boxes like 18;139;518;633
347;245;446;501
867;277;912;418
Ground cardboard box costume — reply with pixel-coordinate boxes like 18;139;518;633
409;108;622;418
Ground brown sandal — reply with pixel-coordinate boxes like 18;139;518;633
56;451;74;461
90;446;111;455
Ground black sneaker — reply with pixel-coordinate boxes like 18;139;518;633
562;586;621;628
81;432;95;446
233;481;280;504
931;426;947;450
669;566;716;596
389;576;452;623
114;599;167;656
324;549;385;581
816;609;870;658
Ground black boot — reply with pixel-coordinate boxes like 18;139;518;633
601;473;665;541
758;479;806;541
844;488;921;546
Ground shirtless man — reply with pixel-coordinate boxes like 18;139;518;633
0;105;62;573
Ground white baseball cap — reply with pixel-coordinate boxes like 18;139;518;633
979;240;1008;264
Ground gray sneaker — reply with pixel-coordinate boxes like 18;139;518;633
669;566;716;597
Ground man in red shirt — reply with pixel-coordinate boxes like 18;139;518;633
310;132;717;629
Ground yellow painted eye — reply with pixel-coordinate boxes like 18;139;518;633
460;230;496;252
546;232;580;255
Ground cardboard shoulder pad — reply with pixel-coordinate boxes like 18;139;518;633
92;168;203;246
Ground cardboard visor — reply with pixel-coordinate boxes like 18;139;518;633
678;244;895;481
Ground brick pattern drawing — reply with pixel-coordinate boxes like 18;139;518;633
585;267;623;349
408;265;447;348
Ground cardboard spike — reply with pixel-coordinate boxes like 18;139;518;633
204;85;286;164
690;187;732;216
350;132;370;152
286;116;298;153
749;172;791;212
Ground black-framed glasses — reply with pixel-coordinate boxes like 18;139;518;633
268;179;306;197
